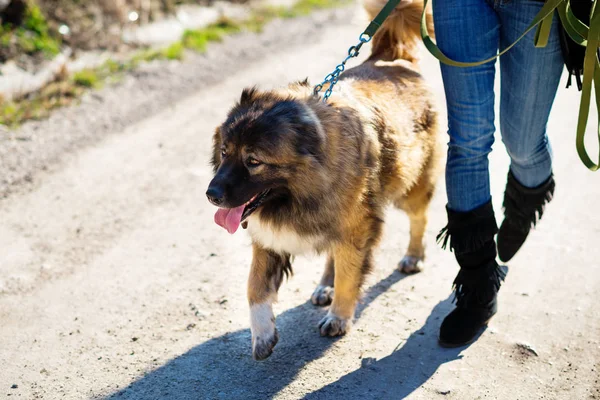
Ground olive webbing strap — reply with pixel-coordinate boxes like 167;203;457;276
418;0;600;170
419;0;563;67
535;8;555;47
573;0;600;170
363;0;403;38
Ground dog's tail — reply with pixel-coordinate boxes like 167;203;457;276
362;0;433;63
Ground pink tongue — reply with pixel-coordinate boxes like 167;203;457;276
214;205;245;234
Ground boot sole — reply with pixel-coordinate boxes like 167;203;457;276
437;317;493;348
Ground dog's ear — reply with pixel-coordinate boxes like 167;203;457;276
295;106;325;163
240;86;259;106
211;127;222;172
288;78;311;95
295;78;310;87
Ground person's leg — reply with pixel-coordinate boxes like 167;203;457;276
434;0;506;347
496;0;562;262
498;0;562;186
435;0;498;212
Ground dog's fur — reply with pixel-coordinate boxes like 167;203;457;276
207;0;442;360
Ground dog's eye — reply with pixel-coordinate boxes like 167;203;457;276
221;148;227;158
247;157;262;167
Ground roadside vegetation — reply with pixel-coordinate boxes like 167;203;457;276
0;0;349;127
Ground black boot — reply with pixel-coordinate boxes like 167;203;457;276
437;201;506;347
497;171;555;262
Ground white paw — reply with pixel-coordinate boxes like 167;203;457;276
318;312;351;337
252;328;278;361
398;255;424;274
311;285;334;306
250;303;278;360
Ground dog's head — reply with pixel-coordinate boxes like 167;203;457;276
206;86;326;234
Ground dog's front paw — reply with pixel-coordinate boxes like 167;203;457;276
398;255;424;274
311;285;334;306
252;328;278;361
250;302;278;360
318;312;351;337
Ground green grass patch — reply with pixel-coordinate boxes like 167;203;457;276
242;0;350;32
163;42;184;60
102;59;135;77
291;0;344;15
0;80;83;127
0;59;133;127
131;41;185;64
182;18;242;52
131;48;162;64
73;69;100;88
0;3;61;59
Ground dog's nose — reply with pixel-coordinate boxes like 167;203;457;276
206;186;224;206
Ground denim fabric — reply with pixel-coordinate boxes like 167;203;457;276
433;0;564;212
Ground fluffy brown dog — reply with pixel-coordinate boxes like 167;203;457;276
206;0;442;360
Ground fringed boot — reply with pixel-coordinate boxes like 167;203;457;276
497;171;555;262
437;201;506;347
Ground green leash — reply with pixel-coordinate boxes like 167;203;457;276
574;1;600;171
363;0;404;37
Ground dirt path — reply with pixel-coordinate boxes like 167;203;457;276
1;5;599;400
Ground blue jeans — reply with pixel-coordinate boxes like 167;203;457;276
433;0;564;212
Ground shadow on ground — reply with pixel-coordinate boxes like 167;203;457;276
304;298;477;399
106;271;471;399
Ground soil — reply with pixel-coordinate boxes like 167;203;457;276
1;5;599;400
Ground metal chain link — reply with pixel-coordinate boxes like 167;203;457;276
313;33;372;102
